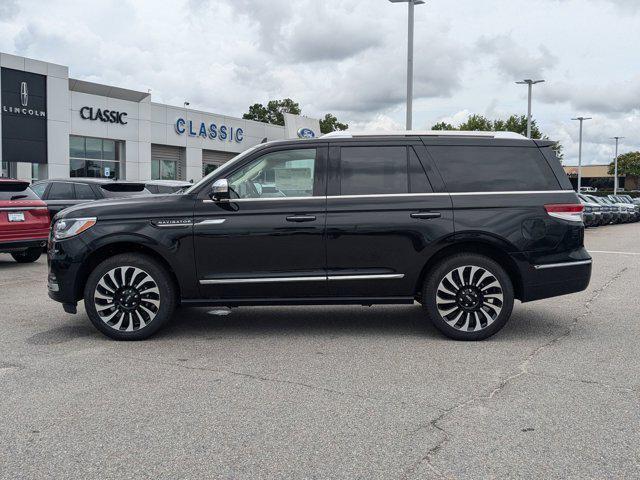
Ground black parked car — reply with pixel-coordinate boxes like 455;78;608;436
31;178;151;218
47;132;592;341
144;180;192;194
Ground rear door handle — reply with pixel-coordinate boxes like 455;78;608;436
286;215;316;222
410;212;441;219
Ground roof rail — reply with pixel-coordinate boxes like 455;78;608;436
321;130;528;140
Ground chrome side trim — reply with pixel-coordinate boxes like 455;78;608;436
450;190;571;196
328;274;405;281
199;273;405;285
327;193;448;200
0;206;48;211
196;219;226;225
533;259;592;270
200;276;326;285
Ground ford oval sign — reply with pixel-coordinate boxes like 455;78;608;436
297;127;315;139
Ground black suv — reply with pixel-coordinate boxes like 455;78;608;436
47;132;591;341
31;178;150;218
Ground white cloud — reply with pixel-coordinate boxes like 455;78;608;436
477;34;558;80
0;0;636;165
539;77;640;115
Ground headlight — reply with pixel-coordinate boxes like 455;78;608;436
53;217;97;240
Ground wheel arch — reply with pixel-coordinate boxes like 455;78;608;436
415;240;524;301
74;241;181;302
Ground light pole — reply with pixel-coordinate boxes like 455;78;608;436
516;79;545;138
612;136;624;194
571;116;592;192
389;0;426;130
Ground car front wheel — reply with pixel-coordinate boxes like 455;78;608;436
84;253;176;340
422;254;514;341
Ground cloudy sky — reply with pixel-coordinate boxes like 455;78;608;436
0;0;637;165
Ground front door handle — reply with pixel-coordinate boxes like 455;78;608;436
286;215;316;222
410;212;442;219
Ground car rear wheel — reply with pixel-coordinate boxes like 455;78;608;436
422;254;514;341
84;253;176;340
11;247;42;263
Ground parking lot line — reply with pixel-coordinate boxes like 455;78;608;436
589;250;640;256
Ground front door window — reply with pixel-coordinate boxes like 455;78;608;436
227;149;316;199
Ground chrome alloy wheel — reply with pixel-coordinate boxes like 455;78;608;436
93;266;161;332
435;265;504;332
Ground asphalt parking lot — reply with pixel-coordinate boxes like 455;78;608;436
1;224;639;479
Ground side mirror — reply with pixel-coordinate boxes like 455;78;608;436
210;178;230;202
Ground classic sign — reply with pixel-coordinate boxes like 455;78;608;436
80;106;128;125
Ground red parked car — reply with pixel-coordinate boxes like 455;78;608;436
0;178;50;263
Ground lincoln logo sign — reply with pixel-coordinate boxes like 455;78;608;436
175;118;244;143
20;81;28;107
80;106;128;125
1;80;46;118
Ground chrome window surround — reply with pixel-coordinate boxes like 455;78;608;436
203;190;573;203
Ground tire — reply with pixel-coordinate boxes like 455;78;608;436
11;247;42;263
421;253;514;341
83;253;176;340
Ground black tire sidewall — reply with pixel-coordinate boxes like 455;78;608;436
11;247;42;263
423;254;514;341
84;253;176;340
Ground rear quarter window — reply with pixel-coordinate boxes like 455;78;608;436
427;146;560;193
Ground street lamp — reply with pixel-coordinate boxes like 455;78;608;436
571;116;592;192
612;136;624;194
389;0;426;130
516;79;545;138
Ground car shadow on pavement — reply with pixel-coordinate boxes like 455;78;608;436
0;255;38;270
145;304;557;342
157;304;435;339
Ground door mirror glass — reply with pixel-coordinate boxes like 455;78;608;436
210;178;230;202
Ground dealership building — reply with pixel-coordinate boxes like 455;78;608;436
0;52;320;183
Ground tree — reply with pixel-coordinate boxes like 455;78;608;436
319;113;348;134
459;114;494;132
608;151;640;176
242;98;301;126
243;99;349;136
431;121;454;131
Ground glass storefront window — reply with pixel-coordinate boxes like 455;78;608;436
151;160;160;180
203;164;218;176
151;159;177;180
85;138;102;159
70;136;124;179
70;136;85;158
103;140;116;160
161;160;176;180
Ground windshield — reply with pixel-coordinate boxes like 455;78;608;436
184;143;269;194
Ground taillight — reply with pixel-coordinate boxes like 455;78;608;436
544;204;584;222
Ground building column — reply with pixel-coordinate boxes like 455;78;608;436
15;162;32;181
185;147;202;182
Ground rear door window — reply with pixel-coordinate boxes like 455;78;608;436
339;146;432;195
427;146;560;193
47;182;75;200
75;183;97;200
